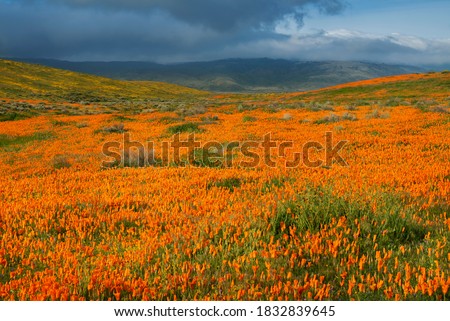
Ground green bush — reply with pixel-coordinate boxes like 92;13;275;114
208;177;242;192
52;155;72;169
314;113;340;124
272;186;430;250
99;123;126;133
167;122;203;135
0;112;33;122
341;112;357;121
242;115;257;122
366;109;390;119
0;131;54;148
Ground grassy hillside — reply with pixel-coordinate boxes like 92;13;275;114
12;58;423;93
0;59;207;103
1;59;448;119
289;72;450;103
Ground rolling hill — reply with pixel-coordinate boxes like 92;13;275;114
11;58;423;93
0;59;207;103
1;58;448;120
288;71;450;103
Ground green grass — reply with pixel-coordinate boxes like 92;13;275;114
261;176;294;193
167;122;204;135
272;186;432;249
98;123;126;134
0;59;208;103
290;72;450;103
52;154;72;169
110;115;136;122
208;177;242;192
156;116;184;124
2;59;450;120
50;119;75;127
0;112;35;122
133;183;448;300
189;147;224;168
0;131;54;149
313;113;341;124
242;115;257;122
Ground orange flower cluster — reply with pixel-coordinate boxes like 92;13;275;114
0;101;449;300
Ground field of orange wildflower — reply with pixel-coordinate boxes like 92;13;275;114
0;70;449;301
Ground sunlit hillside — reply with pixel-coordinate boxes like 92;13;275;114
289;72;450;103
0;59;207;102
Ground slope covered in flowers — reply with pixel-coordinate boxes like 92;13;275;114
0;68;449;301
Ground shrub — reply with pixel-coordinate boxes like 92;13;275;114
157;116;184;124
261;176;292;193
272;186;429;250
341;112;357;121
75;122;89;128
263;105;278;113
111;115;135;122
208;177;242;192
242;115;257;123
52;155;72;169
100;123;126;133
345;104;358;111
0;112;35;122
167;122;203;135
366;109;390;119
282;113;293;121
384;97;407;107
158;104;177;112
105;147;156;168
237;104;256;112
314;113;340;124
122;147;155;168
413;99;437;112
430;106;449;114
308;101;335;112
0;132;54;149
189;146;225;168
176;105;207;117
200;115;219;123
355;100;372;106
51;120;73;127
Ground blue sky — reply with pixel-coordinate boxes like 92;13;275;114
0;0;449;65
304;0;450;38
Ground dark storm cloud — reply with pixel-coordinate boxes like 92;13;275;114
0;1;291;61
13;0;346;31
1;0;449;64
0;0;345;61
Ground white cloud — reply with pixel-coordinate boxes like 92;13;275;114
254;28;450;65
387;34;428;51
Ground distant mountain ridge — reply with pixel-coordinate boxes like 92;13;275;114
9;58;424;93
